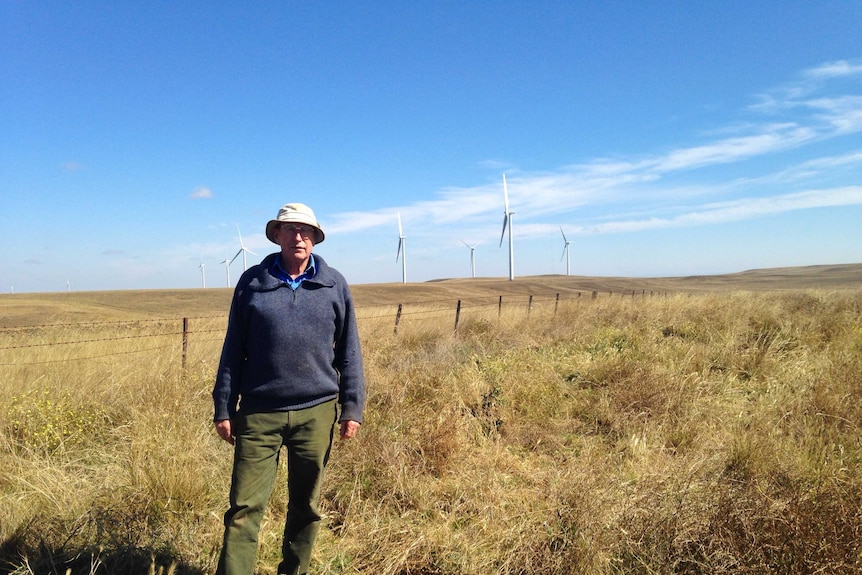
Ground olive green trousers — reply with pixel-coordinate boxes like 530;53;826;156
216;400;337;575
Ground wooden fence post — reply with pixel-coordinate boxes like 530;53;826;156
554;293;559;316
498;295;503;318
527;295;533;317
182;317;189;370
394;303;403;335
454;299;462;333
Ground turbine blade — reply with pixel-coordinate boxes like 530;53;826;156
397;211;403;236
560;226;568;242
499;214;508;247
503;173;510;213
396;238;403;262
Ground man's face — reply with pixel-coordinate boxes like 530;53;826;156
275;223;316;267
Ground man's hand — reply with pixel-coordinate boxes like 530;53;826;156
215;419;235;445
339;420;360;440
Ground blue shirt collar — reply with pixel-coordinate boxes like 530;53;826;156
271;254;317;290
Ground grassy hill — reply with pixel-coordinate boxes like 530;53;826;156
2;263;861;327
1;266;861;574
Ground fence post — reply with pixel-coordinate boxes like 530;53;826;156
182;317;189;370
454;299;462;333
554;293;560;316
394;303;403;335
527;295;533;317
498;295;503;318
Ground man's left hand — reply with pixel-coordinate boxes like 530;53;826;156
339;420;360;440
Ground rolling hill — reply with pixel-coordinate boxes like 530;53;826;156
1;263;860;327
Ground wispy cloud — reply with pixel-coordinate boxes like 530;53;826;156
328;60;862;242
751;58;862;118
588;186;862;234
190;186;214;199
650;125;816;172
805;95;862;133
61;161;86;172
803;59;862;79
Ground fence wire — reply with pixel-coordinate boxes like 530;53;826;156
0;290;653;366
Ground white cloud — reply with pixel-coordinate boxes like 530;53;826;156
190;186;213;199
322;60;862;252
586;186;862;235
651;125;815;172
803;59;862;79
804;96;862;133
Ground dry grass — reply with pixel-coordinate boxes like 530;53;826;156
1;281;861;574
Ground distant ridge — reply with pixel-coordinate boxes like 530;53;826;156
1;264;860;327
391;263;862;307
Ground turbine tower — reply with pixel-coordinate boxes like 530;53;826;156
221;255;232;287
560;227;571;276
461;240;482;278
229;224;256;272
499;174;515;281
199;258;207;288
396;211;407;284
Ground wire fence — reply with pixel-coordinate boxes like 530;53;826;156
0;289;669;368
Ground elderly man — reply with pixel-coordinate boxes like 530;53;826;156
212;203;366;575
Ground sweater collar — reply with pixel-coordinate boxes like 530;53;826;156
249;252;336;291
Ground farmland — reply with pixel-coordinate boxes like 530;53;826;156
1;264;861;574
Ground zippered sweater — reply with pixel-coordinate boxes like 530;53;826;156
212;252;366;424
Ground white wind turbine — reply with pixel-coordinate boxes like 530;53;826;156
396;211;407;284
499;174;515;281
199;258;207;288
220;255;232;287
560;227;571;276
461;240;482;278
229;224;256;272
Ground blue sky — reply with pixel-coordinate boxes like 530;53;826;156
2;2;861;293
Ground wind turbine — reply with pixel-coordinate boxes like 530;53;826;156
499;174;515;281
560;227;571;276
461;240;482;278
220;255;232;287
229;224;256;272
396;211;407;284
199;258;206;288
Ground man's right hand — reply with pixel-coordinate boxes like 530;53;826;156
215;419;235;445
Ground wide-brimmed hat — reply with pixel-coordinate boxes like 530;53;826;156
265;203;325;244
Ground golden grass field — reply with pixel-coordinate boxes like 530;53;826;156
1;264;861;574
3;263;861;326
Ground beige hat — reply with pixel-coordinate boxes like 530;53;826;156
265;203;325;244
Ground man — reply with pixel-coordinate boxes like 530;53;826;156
212;203;366;575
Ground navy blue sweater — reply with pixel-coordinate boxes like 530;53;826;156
212;253;366;424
